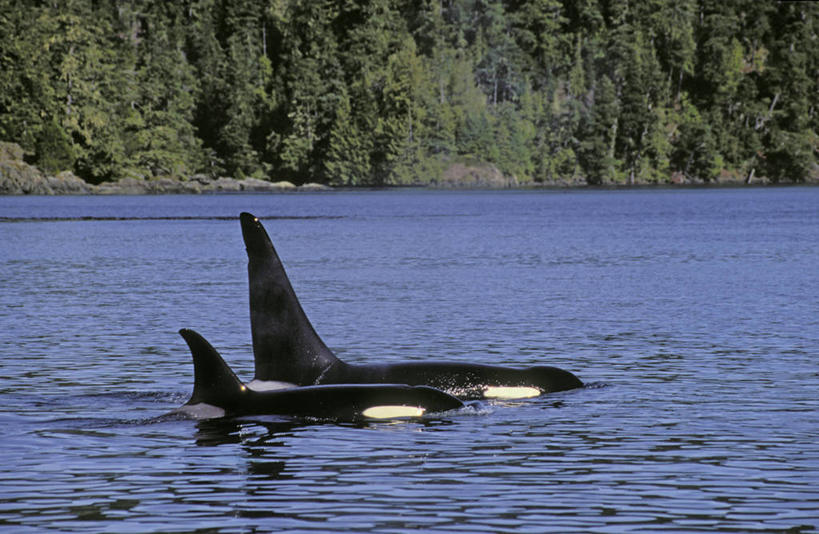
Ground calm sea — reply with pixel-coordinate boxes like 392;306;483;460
1;188;817;533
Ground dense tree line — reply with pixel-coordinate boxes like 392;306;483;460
1;0;816;186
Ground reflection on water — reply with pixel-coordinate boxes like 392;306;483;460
1;189;818;532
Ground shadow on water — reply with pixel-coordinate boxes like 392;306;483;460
188;409;472;448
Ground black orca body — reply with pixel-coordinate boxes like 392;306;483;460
240;212;584;401
176;328;464;420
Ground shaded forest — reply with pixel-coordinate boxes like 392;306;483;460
1;0;817;186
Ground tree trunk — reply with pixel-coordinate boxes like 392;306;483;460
66;44;75;117
607;116;618;181
676;69;684;104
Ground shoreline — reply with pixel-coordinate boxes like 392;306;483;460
2;142;815;196
4;180;817;197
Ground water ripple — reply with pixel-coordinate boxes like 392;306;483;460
1;189;818;532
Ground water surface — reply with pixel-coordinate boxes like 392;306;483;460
1;189;817;532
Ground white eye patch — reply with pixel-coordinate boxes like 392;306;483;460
483;386;541;399
362;405;426;419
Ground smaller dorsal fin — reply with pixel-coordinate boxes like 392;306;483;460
178;328;245;407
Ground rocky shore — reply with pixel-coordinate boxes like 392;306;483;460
0;142;330;195
0;139;526;194
3;141;815;194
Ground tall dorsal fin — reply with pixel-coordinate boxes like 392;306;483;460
178;328;245;406
240;212;342;384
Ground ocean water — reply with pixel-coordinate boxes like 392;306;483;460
1;188;817;532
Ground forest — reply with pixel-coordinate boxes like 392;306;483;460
1;0;817;187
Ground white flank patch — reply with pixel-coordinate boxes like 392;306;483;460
176;403;226;419
247;379;298;392
483;386;542;399
362;405;426;419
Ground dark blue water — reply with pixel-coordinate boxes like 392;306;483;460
1;189;817;532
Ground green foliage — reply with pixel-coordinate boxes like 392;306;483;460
0;0;815;185
670;98;720;182
325;91;373;186
127;17;202;180
35;119;75;174
579;75;619;185
762;130;815;184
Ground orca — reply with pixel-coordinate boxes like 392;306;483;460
175;328;464;420
240;212;584;400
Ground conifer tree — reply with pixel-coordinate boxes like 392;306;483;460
325;90;373;186
125;3;201;179
579;75;619;185
0;0;815;185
